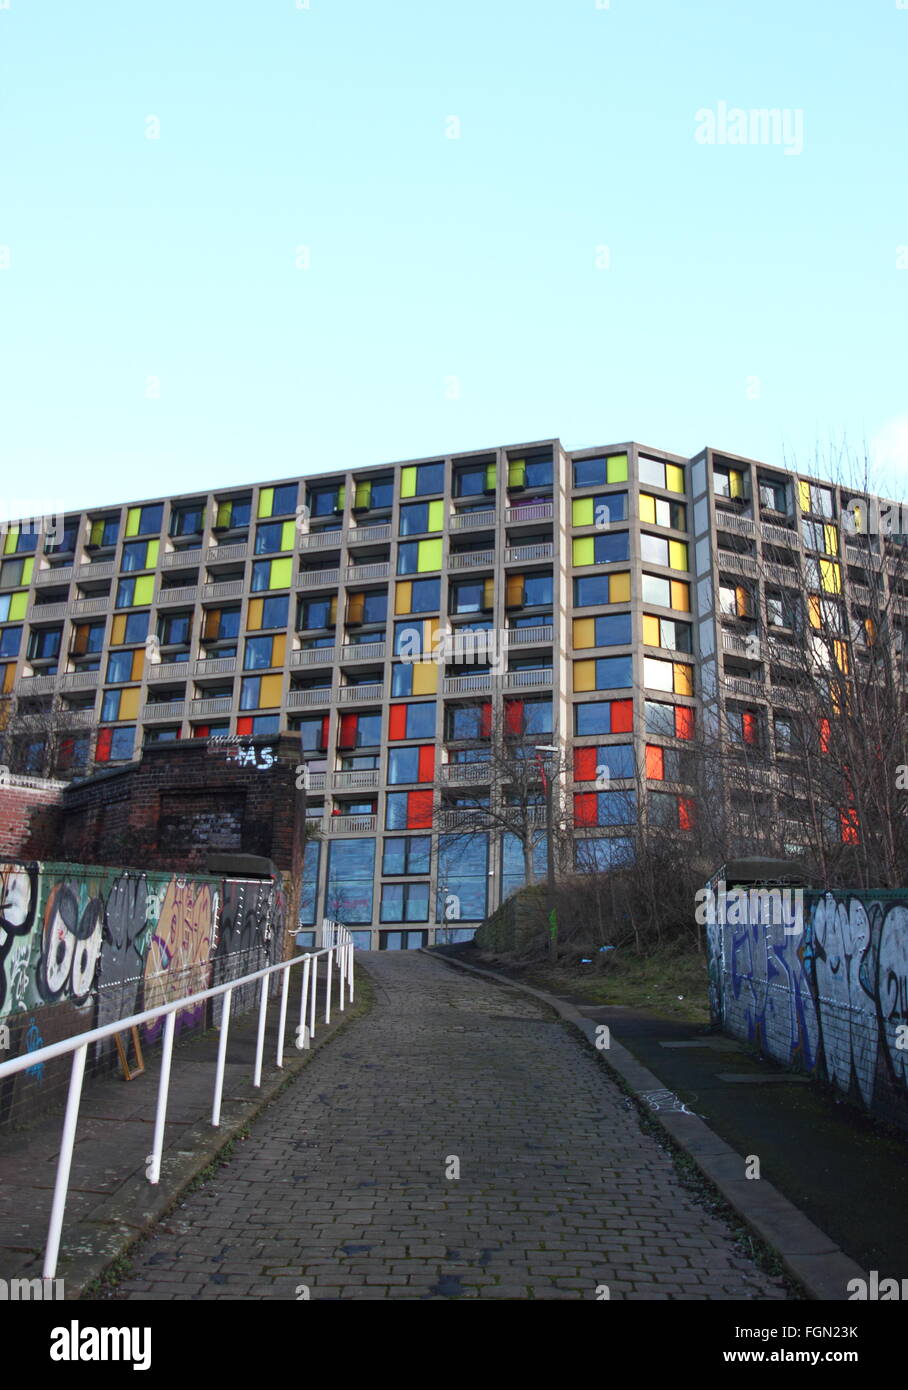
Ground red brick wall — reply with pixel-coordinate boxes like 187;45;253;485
0;778;65;860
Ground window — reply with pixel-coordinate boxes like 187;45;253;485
298;841;321;926
393;578;439;615
644;701;694;739
126;503;164;537
644;745;691;782
0;627;22;658
0;557;33;588
106;649;138;683
400;462;445;497
437;833;488;920
169;503;204;537
399;500;444;535
639;534;688;570
642;615;692;652
454;462;495;497
571;493;628;527
240;674;283;709
116;575;154;608
643;657;693;695
255;520;295;554
641;574;691;611
0;593;27;623
251;557;293;591
213;496;252;530
45;521;79;554
639;494;686;529
727;708;760;746
380;882;430;922
775;716;794;753
522;574;553;607
306;484;341;518
718;583;752;619
71;620;106;654
390;660;438;696
393;619;437;658
325;839;375;923
802;519;838;556
88;516;119;548
798;481;835;518
713;465;745;500
121;540;158;572
236;713;281;736
450;578;493;614
505;698;552;736
501;833;548;902
573;573;631;607
397;539;443;575
574;699;633;736
382;836;431;875
345;589;388;625
446;703;491;740
96;726;136;762
385;790;434;830
203;606;241;641
244;634;285;669
573;744;635;780
252;595;289;630
389;702;436;739
388;745;434;784
574;789;637;827
572;455;628;487
638;457;685;494
295;715;329;752
649;791;695;830
573;656;633;691
27;627;62;661
573;613;632;649
158;612;192;646
759;477;787;513
572;532;629;567
338;711;382;748
298;596;336;630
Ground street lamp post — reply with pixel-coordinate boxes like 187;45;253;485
535;743;558;960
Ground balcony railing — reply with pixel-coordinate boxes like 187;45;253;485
506;625;553;645
298;531;342;551
845;543;882;569
442;673;493;694
298;569;340;588
190;696;233;717
16;674;57;695
146;661;193;682
850;583;873;606
505;543;554;564
723;676;767;702
450;509;495;531
28;601;69;622
717;549;759;578
288;687;334;707
337;683;383;703
163;547;203;569
764;562;800;588
292;647;337;666
76;561;115;581
330;769;380;790
59;670;99;691
193;656;237;676
345;562;389;582
501;667;553;689
142;700;186;721
201;580;244;601
35;565;73;586
439;762;492;785
305;772;326;790
760;521;798;547
70;596;110;616
505;502;554;525
722;631;760;658
340;642;385;662
347;524;391;545
206;543;247;564
437;809;490;829
60;706;97;726
715;512;755;538
156;585;199;606
448;550;494;571
328;814;377;833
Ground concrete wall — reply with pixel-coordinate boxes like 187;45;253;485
0;859;288;1128
708;889;908;1131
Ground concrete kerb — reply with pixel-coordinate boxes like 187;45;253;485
424;949;868;1302
31;967;373;1301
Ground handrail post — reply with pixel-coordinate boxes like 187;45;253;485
348;937;354;1003
298;953;311;1049
253;975;269;1087
338;940;345;1013
276;964;290;1067
325;946;333;1024
43;1043;87;1280
211;987;233;1126
148;1012;176;1184
309;953;318;1040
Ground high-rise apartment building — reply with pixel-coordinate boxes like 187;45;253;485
0;439;891;947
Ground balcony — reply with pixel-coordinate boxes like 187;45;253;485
147;661;194;682
723;676;767;702
193;656;237;676
76;561;115;582
16;673;57;695
449;550;494;571
201;580;244;601
60;706;98;726
439;762;492;785
345;562;389;582
330;769;380;790
190;696;233;718
142;700;186;721
450;509;495;531
304;772;326;791
287;687;334;707
27;600;69;622
298;568;340;588
328;813;377;833
442;672;493;695
59;670;99;691
337;682;383;703
505;502;553;525
340;642;385;662
70;596;110;616
845;543;882;569
501;667;553;690
715;512;756;539
764;562;799;588
505;543;553;564
291;647;337;667
298;531;342;551
347;524;391;545
506;625;553;646
850;583;873;607
206;543;247;564
163;547;203;569
35;565;73;586
761;521;798;547
437;809;490;830
717;549;759;578
156;585;199;606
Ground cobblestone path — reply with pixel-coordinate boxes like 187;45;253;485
118;952;790;1300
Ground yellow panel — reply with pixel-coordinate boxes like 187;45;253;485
270;557;292;589
418;538;443;571
833;639;849;674
130;649;144;681
134;575;154;606
639;493;656;524
146;539;159;568
354;482;371;509
329;596;338;625
247;597;263;630
606;455;628;484
427;500;444;532
125;508;140;537
670;580;690;612
572;537;595;567
808;594;822;629
797;480;811;513
3;527;18;555
673;663;693;696
8;591;27;621
485;463;497;490
665;464;685;494
729;470;743;500
258;487;274;518
412;660;438;695
2;663;14;694
482;578;494;610
259;673;283;707
573;660;596;692
823;524;838;556
609;572;631;603
400;467;416;498
111;614;126;644
572;497;594;527
642;614;661;647
119;686;140;721
668;540;688;571
216;500;232;527
272;633;286;667
820;560;841;594
280;520;296;552
573;617;595;649
508;459;526;487
505;574;524;608
22;557;34;585
394;582;412;615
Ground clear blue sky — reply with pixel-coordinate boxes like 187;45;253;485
1;0;906;516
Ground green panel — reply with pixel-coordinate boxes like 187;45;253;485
572;497;594;527
3;528;18;555
572;536;595;567
354;482;371;508
508;458;526;487
216;500;232;527
21;557;34;585
146;539;160;568
485;463;497;490
606;454;628;484
336;484;346;511
8;590;27;621
280;520;296;551
125;508;140;537
133;575;154;606
400;467;416;499
270;557;293;589
417;539;442;572
427;500;444;532
258;487;274;519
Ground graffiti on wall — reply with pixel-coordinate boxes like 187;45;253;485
710;890;908;1126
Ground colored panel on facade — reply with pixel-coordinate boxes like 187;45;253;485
574;792;597;826
574;746;597;780
606;455;628;483
668;540;688;571
134;575;154;606
270;558;292;589
642;614;660;647
572;537;594;567
417;539;442;572
394;582;411;615
670;580;690;612
673;663;693;696
645;745;664;780
408;790;433;828
611;699;633;733
664;464;685;493
573;660;595;692
675;706;694;739
412;661;438;695
573;617;595;649
258;487;274;518
125;508;140;537
400;467;416;498
388;705;407;740
572;497;594;526
427;500;444;532
417;746;435;781
609;572;630;603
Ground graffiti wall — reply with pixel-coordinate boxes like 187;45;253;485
708;890;908;1131
0;859;288;1127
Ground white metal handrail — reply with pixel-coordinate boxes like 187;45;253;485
0;925;354;1281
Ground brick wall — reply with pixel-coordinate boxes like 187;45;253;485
0;776;65;860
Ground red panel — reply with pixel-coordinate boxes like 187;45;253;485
574;792;598;827
321;715;330;748
338;712;357;748
742;712;758;745
237;716;253;735
504;700;523;735
574;746;597;781
193;725;209;739
95;728;113;762
675;706;694;740
611;699;633;733
480;702;493;738
388;705;407;740
408;790;434;828
417;745;435;782
645;745;664;780
819;718;831;754
840;808;859;844
679;797;695;831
